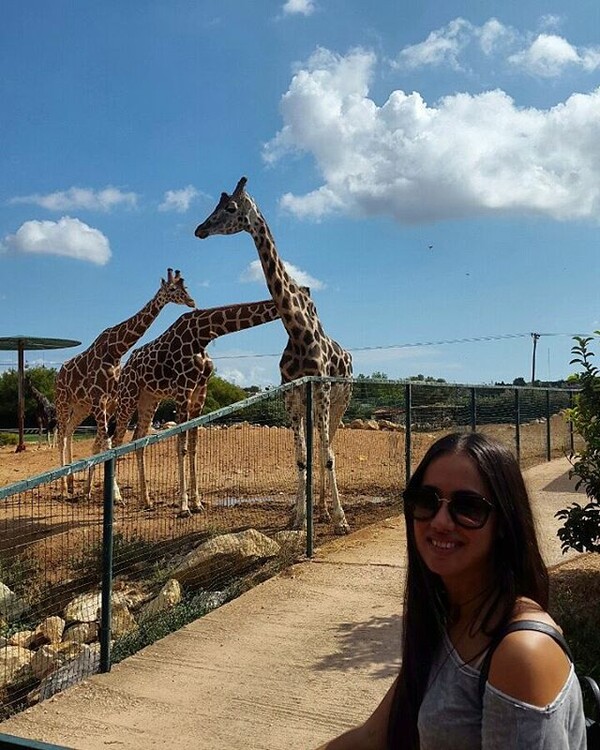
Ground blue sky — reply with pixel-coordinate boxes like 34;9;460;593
2;0;600;387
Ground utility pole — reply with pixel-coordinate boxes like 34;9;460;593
531;332;540;384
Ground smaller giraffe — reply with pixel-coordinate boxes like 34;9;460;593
24;375;57;449
112;299;280;515
55;269;196;498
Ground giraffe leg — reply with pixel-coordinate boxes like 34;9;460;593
313;388;331;523
134;395;159;510
85;405;112;501
187;385;208;513
286;389;308;530
177;428;190;518
317;383;349;535
111;398;137;506
57;403;87;496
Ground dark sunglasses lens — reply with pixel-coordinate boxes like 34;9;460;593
452;492;490;528
404;488;439;520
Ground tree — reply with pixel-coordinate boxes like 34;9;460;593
0;366;57;428
203;375;247;414
555;335;600;554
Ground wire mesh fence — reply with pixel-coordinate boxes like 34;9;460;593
0;378;580;719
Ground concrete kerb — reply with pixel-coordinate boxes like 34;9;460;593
0;457;586;750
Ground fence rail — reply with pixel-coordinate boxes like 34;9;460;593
0;378;580;723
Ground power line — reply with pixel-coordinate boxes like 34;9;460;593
0;331;587;367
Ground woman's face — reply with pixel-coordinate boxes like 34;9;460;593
413;451;497;596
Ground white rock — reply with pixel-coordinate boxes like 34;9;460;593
0;582;28;621
111;602;137;638
0;646;33;688
64;592;101;623
172;529;280;588
62;622;99;644
137;579;182;624
8;629;35;648
33;616;66;646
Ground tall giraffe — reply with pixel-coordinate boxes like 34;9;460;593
195;177;353;535
112;299;280;516
55;269;196;497
24;374;57;448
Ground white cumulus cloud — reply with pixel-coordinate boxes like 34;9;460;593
3;217;111;265
393;16;600;77
215;363;276;388
264;47;600;224
395;18;474;70
282;0;315;16
240;259;325;290
509;33;600;77
158;185;199;213
9;186;137;211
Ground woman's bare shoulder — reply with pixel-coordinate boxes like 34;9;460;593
488;600;570;707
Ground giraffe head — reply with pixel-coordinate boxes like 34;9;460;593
160;268;196;308
194;177;252;239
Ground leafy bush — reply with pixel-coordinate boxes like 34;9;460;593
556;336;600;553
0;432;18;447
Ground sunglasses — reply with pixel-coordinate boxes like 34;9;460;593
403;486;494;529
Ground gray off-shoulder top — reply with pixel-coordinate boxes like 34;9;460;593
417;632;587;749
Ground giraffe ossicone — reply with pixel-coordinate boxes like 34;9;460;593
195;177;353;535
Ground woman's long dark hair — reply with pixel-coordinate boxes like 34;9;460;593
387;432;549;749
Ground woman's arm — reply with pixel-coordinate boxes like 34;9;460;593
313;677;398;750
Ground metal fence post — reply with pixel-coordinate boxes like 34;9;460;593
100;456;115;673
470;387;477;432
545;389;551;462
514;389;521;464
568;390;575;455
305;380;314;559
405;383;412;483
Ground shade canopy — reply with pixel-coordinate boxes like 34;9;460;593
0;335;81;452
0;336;81;351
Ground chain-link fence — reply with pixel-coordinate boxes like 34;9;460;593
0;378;579;718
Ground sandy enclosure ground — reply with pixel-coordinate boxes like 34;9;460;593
0;418;576;586
0;415;574;490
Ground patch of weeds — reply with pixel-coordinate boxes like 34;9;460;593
0;552;41;597
111;584;239;664
71;533;158;578
0;432;18;447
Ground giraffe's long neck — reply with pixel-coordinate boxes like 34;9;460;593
247;209;314;341
186;300;280;345
31;386;52;410
100;292;167;360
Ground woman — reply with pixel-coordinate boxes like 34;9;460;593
316;432;586;749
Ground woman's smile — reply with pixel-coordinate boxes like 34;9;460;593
428;536;463;552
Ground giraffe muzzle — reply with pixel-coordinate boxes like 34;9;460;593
194;225;209;239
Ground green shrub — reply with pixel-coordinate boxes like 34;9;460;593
0;432;18;447
556;336;600;553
